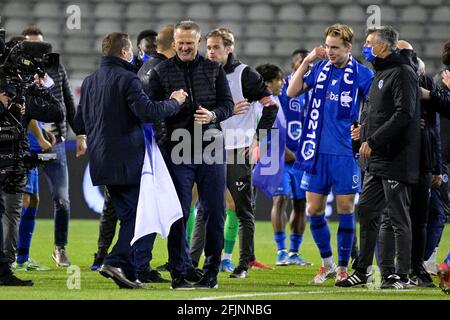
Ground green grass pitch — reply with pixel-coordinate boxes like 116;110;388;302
0;219;448;300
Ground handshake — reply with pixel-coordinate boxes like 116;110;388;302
169;89;188;106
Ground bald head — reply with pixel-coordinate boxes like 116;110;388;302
397;40;413;50
157;24;175;51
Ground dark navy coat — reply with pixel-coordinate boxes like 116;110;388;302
73;56;180;186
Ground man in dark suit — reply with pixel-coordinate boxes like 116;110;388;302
73;32;187;289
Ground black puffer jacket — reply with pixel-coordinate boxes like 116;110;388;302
137;52;169;147
365;50;421;184
148;53;234;149
138;52;168;95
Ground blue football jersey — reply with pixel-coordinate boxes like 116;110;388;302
279;74;309;153
304;59;373;156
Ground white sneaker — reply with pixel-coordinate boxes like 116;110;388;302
310;263;337;284
424;249;438;276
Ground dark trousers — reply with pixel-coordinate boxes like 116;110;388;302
190;149;255;269
0;187;9;276
226;157;255;269
425;179;449;260
357;173;412;276
1;191;22;265
102;183;140;282
96;187;118;255
190;205;205;266
96;187;156;274
410;173;432;274
381;173;434;277
166;157;226;279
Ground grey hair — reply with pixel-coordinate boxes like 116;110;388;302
366;26;399;52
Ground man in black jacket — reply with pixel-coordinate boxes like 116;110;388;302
148;21;234;289
189;28;278;278
337;26;421;289
374;42;441;288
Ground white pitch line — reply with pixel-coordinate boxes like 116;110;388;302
193;288;424;300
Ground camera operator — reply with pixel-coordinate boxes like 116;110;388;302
22;26;86;267
0;73;64;286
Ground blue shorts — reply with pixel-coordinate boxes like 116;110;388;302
300;154;361;195
24;168;39;194
273;162;306;200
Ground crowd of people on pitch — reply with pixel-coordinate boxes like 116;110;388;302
1;21;449;293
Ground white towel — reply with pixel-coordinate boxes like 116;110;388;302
131;128;183;245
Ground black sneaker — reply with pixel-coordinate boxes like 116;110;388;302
230;266;248;279
335;270;372;287
138;270;171;283
156;262;171;272
0;273;33;286
409;273;435;288
194;275;218;289
170;277;195;290
185;267;204;283
380;274;411;290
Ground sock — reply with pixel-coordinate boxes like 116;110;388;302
223;209;238;254
17;207;38;264
337;213;355;267
323;256;334;268
367;265;373;275
274;231;286;251
222;253;232;261
185;204;196;246
289;233;303;253
309;214;333;264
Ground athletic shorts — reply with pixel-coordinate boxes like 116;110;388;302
300;154;361;195
273;162;306;200
24;168;39;195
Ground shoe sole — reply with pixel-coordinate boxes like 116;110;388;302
170;286;195;290
288;262;314;266
335;282;367;288
310;271;337;284
99;269;140;289
230;274;248;279
194;285;219;289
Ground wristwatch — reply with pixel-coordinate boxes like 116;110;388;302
210;111;217;123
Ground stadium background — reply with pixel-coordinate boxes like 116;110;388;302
0;0;448;219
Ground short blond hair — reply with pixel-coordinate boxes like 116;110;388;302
324;24;354;45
